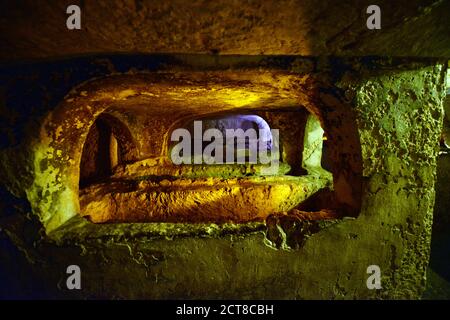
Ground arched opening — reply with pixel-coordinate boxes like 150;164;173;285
26;72;362;232
169;114;276;165
79;113;137;188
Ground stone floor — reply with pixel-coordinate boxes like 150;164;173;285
79;174;332;223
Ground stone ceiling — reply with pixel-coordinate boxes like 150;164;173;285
65;71;305;119
0;0;449;63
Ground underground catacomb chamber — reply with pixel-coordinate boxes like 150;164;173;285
1;0;448;300
38;72;363;228
78;107;348;223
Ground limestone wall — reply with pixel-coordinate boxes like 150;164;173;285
0;55;446;299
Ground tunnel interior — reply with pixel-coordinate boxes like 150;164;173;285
76;89;348;225
0;0;448;300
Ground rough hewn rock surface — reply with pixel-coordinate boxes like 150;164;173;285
0;0;449;62
0;55;446;299
0;0;448;300
79;175;331;223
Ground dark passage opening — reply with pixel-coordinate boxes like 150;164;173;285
80;117;115;187
79;113;137;188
